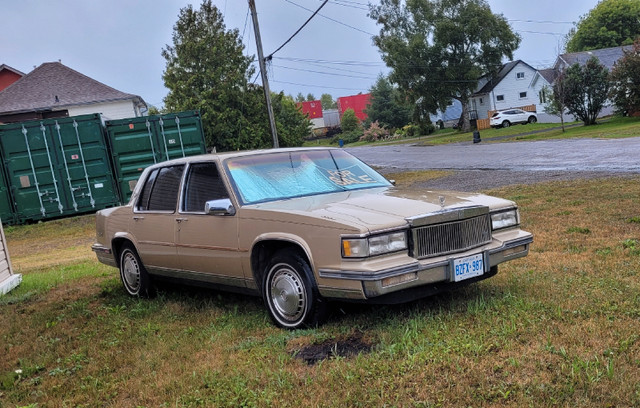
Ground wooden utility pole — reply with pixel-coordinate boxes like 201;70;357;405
248;0;279;149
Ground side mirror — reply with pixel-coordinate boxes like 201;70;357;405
205;198;236;216
388;179;396;186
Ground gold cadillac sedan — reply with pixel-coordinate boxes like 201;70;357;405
92;148;532;329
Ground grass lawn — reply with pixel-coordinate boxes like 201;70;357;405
307;116;640;148
1;175;640;407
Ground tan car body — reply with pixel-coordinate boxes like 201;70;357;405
93;148;532;325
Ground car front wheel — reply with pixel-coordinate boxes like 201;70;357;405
502;120;511;128
119;243;154;297
263;249;327;329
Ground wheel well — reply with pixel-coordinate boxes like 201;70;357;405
111;238;134;268
251;240;309;295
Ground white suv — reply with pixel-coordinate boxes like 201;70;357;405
490;109;537;128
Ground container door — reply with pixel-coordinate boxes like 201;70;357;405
53;116;120;212
155;111;207;161
0;165;15;225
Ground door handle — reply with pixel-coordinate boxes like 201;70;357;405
176;218;188;223
133;216;144;221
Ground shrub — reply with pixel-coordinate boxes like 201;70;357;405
359;121;390;142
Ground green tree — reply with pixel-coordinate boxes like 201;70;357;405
610;40;640;114
369;0;520;132
543;74;568;132
340;108;360;132
320;93;337;110
306;93;316;101
364;74;411;129
295;93;306;103
565;0;640;52
562;57;610;125
162;0;253;149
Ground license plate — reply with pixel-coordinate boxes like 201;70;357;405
452;253;484;282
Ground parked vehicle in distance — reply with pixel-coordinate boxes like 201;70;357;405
92;148;533;329
490;109;537;128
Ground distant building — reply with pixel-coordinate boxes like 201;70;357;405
0;61;147;124
0;64;24;93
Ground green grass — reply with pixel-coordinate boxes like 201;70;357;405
1;176;640;406
305;116;640;148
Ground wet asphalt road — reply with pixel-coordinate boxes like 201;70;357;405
348;137;640;173
346;137;640;191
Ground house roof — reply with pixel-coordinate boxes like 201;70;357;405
537;68;558;85
0;64;25;77
0;61;145;115
473;60;537;95
557;45;634;71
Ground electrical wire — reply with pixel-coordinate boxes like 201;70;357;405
282;0;375;36
267;0;329;60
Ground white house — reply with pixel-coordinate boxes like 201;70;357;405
469;60;550;120
0;62;147;124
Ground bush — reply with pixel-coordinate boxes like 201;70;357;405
359;121;390;142
341;108;360;132
331;130;362;145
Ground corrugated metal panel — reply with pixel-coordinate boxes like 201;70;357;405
0;163;15;224
337;94;371;121
105;110;206;203
0;114;120;223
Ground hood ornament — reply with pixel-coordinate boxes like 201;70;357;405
439;195;446;209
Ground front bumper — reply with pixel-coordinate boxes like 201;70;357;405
317;231;532;301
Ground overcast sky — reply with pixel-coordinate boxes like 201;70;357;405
2;0;600;108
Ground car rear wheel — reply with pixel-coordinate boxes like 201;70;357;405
119;243;154;297
263;249;327;329
528;116;537;124
502;120;511;128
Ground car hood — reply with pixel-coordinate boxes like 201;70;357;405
242;187;515;233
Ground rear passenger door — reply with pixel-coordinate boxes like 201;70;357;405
130;165;184;271
175;162;243;286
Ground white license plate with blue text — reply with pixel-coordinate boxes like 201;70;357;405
452;253;484;282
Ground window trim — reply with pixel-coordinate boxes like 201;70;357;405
516;72;525;80
519;91;528;99
496;94;505;102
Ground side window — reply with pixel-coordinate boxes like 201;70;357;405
137;168;159;211
182;162;229;213
137;165;184;212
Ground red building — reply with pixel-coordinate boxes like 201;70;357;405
296;100;323;119
337;93;371;121
0;65;25;92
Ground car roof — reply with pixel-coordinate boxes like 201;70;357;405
145;147;341;168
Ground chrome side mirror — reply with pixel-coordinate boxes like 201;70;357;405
205;198;236;216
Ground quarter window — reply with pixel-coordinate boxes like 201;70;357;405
137;165;184;212
182;162;229;213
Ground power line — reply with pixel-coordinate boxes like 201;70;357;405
272;64;376;79
282;0;375;36
267;0;329;59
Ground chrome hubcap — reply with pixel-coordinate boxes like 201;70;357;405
122;252;140;291
270;266;305;322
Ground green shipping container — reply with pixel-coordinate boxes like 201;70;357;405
0;114;120;223
105;110;206;203
0;164;15;224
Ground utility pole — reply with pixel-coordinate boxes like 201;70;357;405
248;0;279;149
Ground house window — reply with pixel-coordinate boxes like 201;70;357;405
519;92;527;99
516;72;525;79
539;89;547;104
479;97;484;104
496;95;504;101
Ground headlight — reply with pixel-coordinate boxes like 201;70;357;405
342;231;407;258
491;209;519;230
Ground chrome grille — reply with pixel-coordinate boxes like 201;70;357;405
411;214;492;259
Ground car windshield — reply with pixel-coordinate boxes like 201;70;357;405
225;149;391;205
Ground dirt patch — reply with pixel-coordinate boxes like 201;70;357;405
291;332;373;365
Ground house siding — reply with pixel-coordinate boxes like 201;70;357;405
471;61;549;120
67;100;140;121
